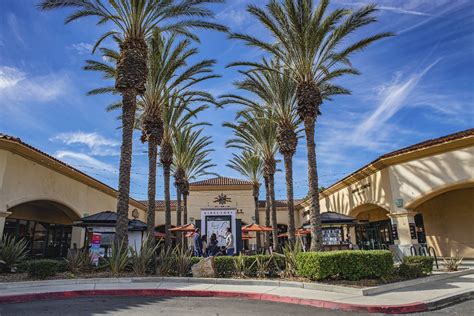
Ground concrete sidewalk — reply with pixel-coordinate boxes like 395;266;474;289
0;274;472;314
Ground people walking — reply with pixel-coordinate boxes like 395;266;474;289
225;227;234;256
193;228;203;257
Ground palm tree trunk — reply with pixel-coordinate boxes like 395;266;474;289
253;184;261;250
283;153;296;244
264;176;271;249
183;193;188;249
176;187;182;245
146;136;157;234
163;164;172;248
304;117;322;251
268;173;278;251
115;89;136;246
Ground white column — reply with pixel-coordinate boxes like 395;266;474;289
388;210;419;257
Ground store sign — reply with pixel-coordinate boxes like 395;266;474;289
90;233;102;266
391;224;399;240
409;223;417;240
351;183;371;194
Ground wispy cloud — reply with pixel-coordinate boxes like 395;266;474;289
0;66;71;104
353;58;442;143
51;131;120;156
67;42;93;55
55;150;116;173
6;13;24;45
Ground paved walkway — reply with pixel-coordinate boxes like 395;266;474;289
0;274;472;314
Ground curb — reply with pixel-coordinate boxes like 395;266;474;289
0;288;428;314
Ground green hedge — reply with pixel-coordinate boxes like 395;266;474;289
27;259;59;279
191;255;285;278
396;263;423;279
296;250;394;281
403;256;433;275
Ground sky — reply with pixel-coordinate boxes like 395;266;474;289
0;0;473;202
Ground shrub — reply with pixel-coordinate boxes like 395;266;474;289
214;256;235;277
396;263;423;279
173;244;193;277
107;240;129;275
0;235;29;272
156;246;174;276
190;257;201;266
403;256;433;275
66;249;93;274
27;259;58;279
296;250;393;281
278;242;302;278
254;255;274;279
129;237;160;275
442;256;463;272
212;255;284;278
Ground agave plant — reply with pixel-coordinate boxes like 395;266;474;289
129;235;160;275
233;253;252;279
254;255;274;279
173;244;193;277
108;239;129;276
156;246;174;276
280;241;302;278
443;256;464;272
0;235;29;272
66;249;93;274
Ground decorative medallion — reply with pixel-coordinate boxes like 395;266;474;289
132;208;139;219
213;193;231;205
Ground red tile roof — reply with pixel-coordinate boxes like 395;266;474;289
189;176;253;186
146;199;300;210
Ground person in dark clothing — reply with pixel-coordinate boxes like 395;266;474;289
193;228;202;257
206;233;219;257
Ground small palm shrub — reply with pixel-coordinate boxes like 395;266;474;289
279;242;302;278
234;253;253;278
0;235;29;272
403;256;433;275
130;237;160;275
108;240;129;276
156;246;174;276
66;249;93;274
254;254;274;279
174;244;192;277
443;256;463;272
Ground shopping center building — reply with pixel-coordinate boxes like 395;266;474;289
298;129;473;258
0;128;472;258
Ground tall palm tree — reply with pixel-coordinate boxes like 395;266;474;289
224;111;279;250
227;151;264;249
173;126;217;246
223;59;301;244
230;0;392;250
83;32;219;236
40;0;227;245
161;94;210;246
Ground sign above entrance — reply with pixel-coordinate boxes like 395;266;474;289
213;193;231;205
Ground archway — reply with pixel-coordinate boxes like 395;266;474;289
349;203;392;250
414;186;474;258
5;200;81;258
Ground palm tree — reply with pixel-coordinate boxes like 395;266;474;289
173;126;217;246
222;59;301;244
227;151;263;249
230;0;392;250
224;111;279;250
83;32;219;237
161;94;210;246
40;0;227;245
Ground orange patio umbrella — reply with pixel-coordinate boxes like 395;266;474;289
185;231;196;238
241;233;254;240
153;232;176;239
169;223;196;232
241;223;273;232
278;229;311;238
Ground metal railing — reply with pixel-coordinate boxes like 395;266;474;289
409;244;438;269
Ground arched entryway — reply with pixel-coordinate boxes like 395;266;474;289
413;186;474;258
5;200;81;258
350;203;392;250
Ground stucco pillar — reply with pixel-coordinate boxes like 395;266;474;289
388;211;419;257
0;210;12;239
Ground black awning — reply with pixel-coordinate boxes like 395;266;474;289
302;211;357;228
74;211;147;231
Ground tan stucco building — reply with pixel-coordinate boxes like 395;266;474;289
0;134;146;257
298;129;473;258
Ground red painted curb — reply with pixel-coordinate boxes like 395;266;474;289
0;289;428;314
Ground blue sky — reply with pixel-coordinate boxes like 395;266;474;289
0;0;473;202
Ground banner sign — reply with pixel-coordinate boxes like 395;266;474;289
201;209;236;249
90;233;102;266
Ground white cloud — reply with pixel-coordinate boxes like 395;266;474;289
68;42;93;55
55;151;116;173
0;66;71;103
217;9;247;26
51;131;120;156
7;13;24;45
353;58;441;143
